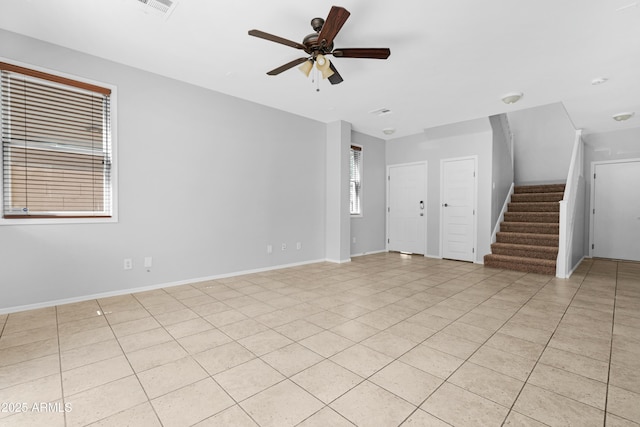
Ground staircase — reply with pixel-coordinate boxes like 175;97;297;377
484;183;565;275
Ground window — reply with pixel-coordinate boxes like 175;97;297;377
350;144;362;215
1;62;113;220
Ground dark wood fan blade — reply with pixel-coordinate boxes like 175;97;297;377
328;62;343;85
333;48;391;59
248;29;307;51
266;57;309;75
317;6;350;48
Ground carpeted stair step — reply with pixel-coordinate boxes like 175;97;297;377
507;202;560;212
490;242;558;260
496;232;559;247
487;183;565;276
484;254;556;275
514;184;566;194
504;212;559;223
500;222;559;235
511;192;565;203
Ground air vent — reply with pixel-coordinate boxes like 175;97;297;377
369;107;393;116
133;0;178;19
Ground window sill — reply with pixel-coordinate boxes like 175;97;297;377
0;216;117;226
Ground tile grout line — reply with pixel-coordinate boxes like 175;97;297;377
500;260;608;425
395;270;554;425
602;261;619;427
406;268;594;426
98;284;303;425
0;314;6;338
289;266;490;426
223;263;497;425
143;288;283;427
6;255;633;427
93;296;167;427
54;305;69;427
142;291;266;427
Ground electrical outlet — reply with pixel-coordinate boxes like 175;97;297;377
144;257;153;268
352;237;357;244
267;245;272;254
123;258;133;270
296;242;301;250
281;243;287;251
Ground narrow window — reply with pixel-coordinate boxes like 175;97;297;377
1;62;112;219
350;145;362;215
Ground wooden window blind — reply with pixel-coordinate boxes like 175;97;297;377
350;145;362;215
1;62;112;218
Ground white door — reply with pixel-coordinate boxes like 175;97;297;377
441;157;476;262
388;163;427;254
592;160;640;261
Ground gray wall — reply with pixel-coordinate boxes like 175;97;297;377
350;131;386;256
509;103;576;185
325;121;352;263
386;118;493;261
0;30;329;311
490;114;515;231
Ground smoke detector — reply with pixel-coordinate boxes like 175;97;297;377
133;0;179;19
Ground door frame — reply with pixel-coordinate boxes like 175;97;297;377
439;155;478;262
589;158;640;259
386;161;428;255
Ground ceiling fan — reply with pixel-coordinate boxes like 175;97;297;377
248;6;390;85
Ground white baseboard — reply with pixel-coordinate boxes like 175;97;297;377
568;255;587;277
325;258;352;264
0;258;327;315
351;249;387;258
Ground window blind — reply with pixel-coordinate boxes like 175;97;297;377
1;62;112;218
350;145;362;215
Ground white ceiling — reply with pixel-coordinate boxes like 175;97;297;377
1;0;639;139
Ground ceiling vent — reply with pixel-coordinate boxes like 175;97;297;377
369;107;393;117
134;0;178;19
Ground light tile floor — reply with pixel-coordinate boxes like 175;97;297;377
1;254;639;426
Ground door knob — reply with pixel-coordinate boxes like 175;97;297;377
443;203;448;207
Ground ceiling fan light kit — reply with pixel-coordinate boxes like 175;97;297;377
298;60;313;77
248;6;390;87
315;55;335;79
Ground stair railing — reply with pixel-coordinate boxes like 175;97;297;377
490;113;515;245
557;129;583;278
491;182;514;244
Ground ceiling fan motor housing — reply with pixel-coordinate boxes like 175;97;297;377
303;33;333;55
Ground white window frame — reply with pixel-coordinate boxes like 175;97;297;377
0;58;118;226
350;144;363;217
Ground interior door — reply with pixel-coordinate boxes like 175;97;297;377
388;163;427;254
592;160;640;261
441;157;476;262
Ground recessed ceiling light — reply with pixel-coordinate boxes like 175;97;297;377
591;77;608;85
501;92;523;104
612;112;635;121
383;128;396;135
